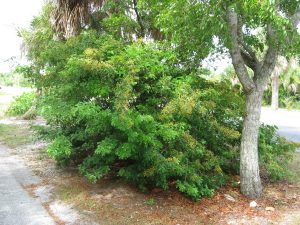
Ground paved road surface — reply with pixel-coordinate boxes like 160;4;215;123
261;107;300;143
0;144;55;225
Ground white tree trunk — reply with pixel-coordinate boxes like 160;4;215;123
240;90;263;198
271;75;279;110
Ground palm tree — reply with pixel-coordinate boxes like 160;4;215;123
51;0;161;40
280;61;300;108
51;0;105;39
270;57;287;110
270;57;299;110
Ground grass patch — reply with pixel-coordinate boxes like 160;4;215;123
0;124;33;148
288;152;300;184
294;142;300;148
145;198;156;206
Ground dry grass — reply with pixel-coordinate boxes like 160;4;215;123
0;123;33;148
288;152;300;183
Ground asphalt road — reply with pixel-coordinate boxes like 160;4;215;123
261;107;300;143
0;144;55;225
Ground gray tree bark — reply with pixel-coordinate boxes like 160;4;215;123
240;90;263;198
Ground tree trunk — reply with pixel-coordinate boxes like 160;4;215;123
271;75;279;110
240;90;263;198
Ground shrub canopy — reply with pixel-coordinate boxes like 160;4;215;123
29;31;248;199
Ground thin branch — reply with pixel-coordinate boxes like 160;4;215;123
132;0;145;38
291;7;300;28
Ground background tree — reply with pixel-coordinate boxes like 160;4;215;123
271;57;287;110
270;57;299;110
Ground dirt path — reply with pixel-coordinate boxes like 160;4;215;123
0;144;55;225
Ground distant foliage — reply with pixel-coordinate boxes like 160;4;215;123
7;92;36;116
263;66;300;109
0;72;30;87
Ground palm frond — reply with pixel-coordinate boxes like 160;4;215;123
51;0;104;39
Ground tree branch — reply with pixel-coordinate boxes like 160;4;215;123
132;0;145;38
257;6;300;90
226;7;255;93
258;4;300;88
240;49;257;71
240;42;259;64
257;25;278;89
291;7;300;28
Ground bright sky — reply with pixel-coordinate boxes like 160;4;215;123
0;0;44;73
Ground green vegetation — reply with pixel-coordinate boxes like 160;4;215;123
25;31;294;200
259;125;296;181
145;198;156;206
264;66;300;109
29;32;245;200
7;92;36;117
18;1;298;200
288;152;300;183
0;72;30;87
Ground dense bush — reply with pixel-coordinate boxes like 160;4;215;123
24;30;295;200
7;92;36;117
27;32;244;199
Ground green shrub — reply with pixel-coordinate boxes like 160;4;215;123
29;32;243;200
47;136;72;166
7;92;36;116
27;31;295;200
259;124;296;181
